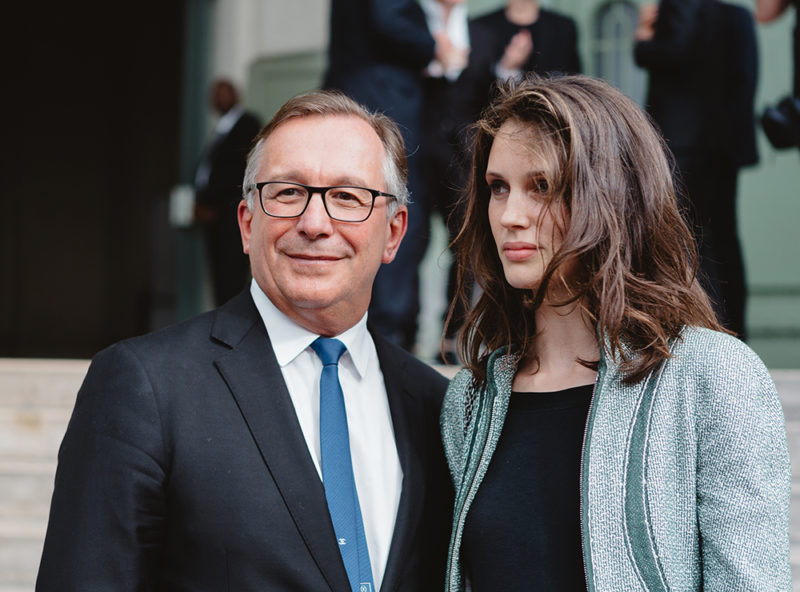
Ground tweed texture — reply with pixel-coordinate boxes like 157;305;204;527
440;327;791;591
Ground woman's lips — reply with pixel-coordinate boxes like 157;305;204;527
502;242;538;261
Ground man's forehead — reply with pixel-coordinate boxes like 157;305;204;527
258;114;385;180
266;113;379;143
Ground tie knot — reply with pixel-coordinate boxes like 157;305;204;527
311;337;347;366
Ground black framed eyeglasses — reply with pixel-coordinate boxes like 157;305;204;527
247;181;396;223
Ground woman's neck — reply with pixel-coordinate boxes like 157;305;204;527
505;0;540;26
513;299;599;392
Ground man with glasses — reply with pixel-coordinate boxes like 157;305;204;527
37;91;452;592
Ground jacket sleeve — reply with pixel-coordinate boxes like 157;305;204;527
694;341;792;591
634;0;709;70
369;0;436;69
36;343;167;591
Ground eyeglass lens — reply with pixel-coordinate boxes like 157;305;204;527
260;182;374;222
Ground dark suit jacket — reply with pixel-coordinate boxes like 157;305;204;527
634;0;758;167
466;8;581;113
195;110;262;214
712;1;759;167
323;0;435;153
470;8;581;76
36;290;452;591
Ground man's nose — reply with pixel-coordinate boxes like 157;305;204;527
295;191;334;237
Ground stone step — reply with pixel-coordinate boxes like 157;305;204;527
0;408;71;463
0;513;48;539
0;358;87;408
0;534;43;590
0;461;56;512
0;462;53;590
775;370;800;409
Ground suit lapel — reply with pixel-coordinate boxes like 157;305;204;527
211;293;350;592
373;334;426;592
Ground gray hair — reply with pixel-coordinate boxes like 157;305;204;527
242;90;409;217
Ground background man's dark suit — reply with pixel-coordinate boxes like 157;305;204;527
195;108;262;306
36;290;451;591
635;0;758;338
467;7;581;106
323;0;436;350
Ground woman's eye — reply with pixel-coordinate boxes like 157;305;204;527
488;180;508;197
535;178;549;194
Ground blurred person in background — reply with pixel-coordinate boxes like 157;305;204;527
757;0;800;149
324;0;465;351
635;0;759;340
468;0;580;94
194;79;262;306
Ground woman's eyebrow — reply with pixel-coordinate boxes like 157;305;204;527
524;170;548;181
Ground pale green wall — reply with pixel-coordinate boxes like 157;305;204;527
247;51;328;123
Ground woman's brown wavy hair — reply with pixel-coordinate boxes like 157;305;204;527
447;74;723;386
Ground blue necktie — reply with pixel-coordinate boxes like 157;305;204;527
311;337;374;592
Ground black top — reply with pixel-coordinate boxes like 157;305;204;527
462;383;593;591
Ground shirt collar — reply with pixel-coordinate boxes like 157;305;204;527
249;279;371;378
215;105;244;136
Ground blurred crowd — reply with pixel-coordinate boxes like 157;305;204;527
198;0;799;361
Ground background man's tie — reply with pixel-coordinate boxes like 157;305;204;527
311;337;374;592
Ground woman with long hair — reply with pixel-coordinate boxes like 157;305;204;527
441;74;790;591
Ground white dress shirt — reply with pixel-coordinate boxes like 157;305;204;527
420;0;470;81
249;280;403;589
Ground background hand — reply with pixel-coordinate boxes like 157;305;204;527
635;3;659;41
434;32;469;72
499;29;533;71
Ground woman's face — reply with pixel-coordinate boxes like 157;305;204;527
487;120;568;293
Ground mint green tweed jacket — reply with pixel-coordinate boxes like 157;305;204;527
440;327;791;591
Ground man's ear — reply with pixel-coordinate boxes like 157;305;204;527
237;200;253;254
382;205;408;264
